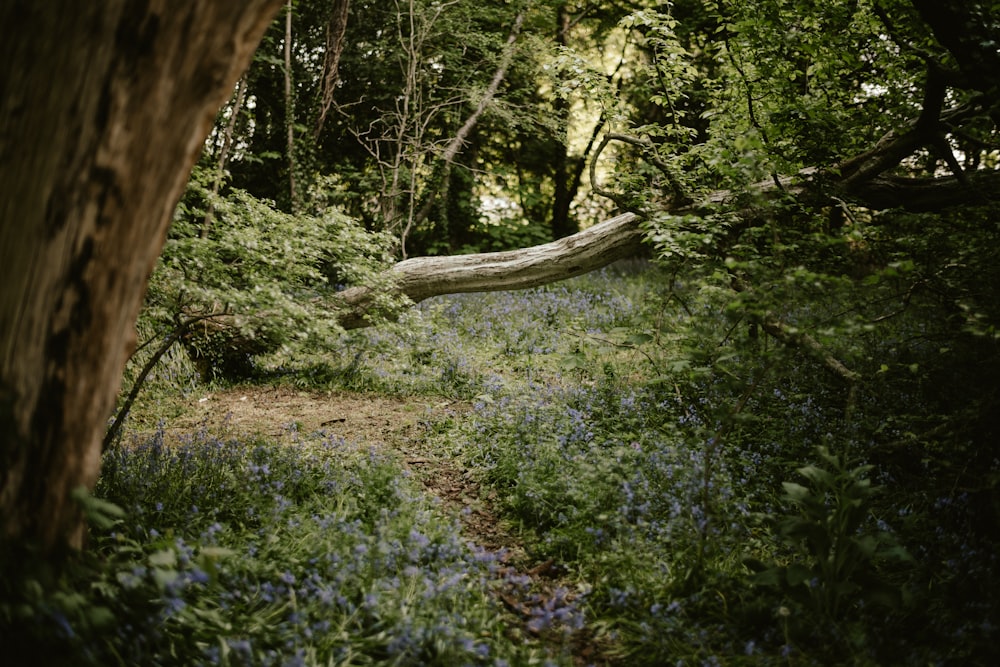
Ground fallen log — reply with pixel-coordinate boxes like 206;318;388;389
332;211;644;329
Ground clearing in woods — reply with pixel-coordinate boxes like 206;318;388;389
146;385;603;660
160;385;517;554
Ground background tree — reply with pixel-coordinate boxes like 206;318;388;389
217;0;661;254
122;0;1000;390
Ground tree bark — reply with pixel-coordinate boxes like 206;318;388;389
0;0;284;553
333;212;642;328
202;73;250;238
909;0;1000;95
313;0;351;139
550;3;577;239
409;7;528;236
284;0;299;212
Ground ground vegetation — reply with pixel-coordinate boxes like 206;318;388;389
3;1;1000;663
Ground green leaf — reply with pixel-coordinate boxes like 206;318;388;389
781;481;811;502
149;549;177;568
865;583;903;609
798;464;834;487
785;563;814;587
751;566;785;588
854;534;879;558
626;333;654;345
86;605;116;629
71;486;125;530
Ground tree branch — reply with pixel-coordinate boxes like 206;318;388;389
728;274;861;384
202;74;249;238
329;147;997;331
317;85;998;348
759;315;861;384
284;0;298;212
590;133;638;212
102;314;223;450
440;10;525;168
332;212;642;328
909;0;1000;95
409;8;527;230
848;169;998;212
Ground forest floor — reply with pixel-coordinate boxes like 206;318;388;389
150;385;606;662
160;386;517;553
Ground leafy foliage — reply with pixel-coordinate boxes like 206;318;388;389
9;262;1000;664
5;429;561;666
137;168;397;382
750;447;912;620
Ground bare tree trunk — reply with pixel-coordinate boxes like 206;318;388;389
550;3;575;239
409;8;528;235
0;0;283;553
202;73;250;238
284;0;298;212
439;10;526;168
314;0;351;139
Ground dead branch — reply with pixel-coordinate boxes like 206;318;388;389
333;212;642;328
409;8;528;231
759;316;862;384
202;74;249;238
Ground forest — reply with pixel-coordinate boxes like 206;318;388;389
2;0;1000;664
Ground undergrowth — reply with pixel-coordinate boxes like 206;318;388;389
3;428;563;666
4;261;999;665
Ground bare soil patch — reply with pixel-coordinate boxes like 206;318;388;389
164;385;450;446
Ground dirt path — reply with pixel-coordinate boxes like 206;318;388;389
159;385;526;556
165;385;451;445
152;385;609;664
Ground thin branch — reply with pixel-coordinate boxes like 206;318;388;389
103;335;180;450
442;10;525;167
561;2;601;37
564;56;625;204
103;316;210;450
567;112;606;207
581;331;662;373
724;36;787;193
730;274;860;384
870;280;923;324
758;315;861;384
284;0;298;212
590;133;638;212
408;7;528;232
202;74;248;238
930;135;969;185
591;132;692;211
606;132;688;201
